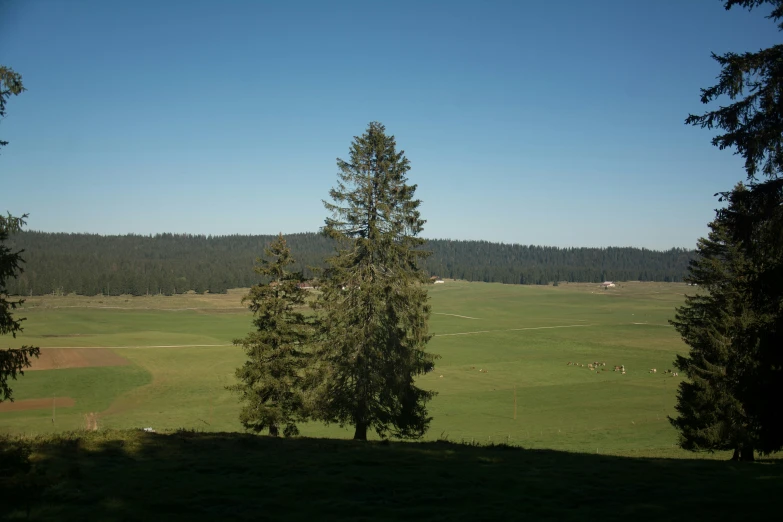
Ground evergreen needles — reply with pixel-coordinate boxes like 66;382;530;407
315;122;438;440
228;234;312;437
232;122;438;440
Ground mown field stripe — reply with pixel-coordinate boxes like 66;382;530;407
35;306;247;311
434;324;597;337
36;344;234;349
433;312;481;319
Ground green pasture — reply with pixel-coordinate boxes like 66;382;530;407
8;307;249;348
2;282;698;455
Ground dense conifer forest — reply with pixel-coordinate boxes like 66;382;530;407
7;231;694;296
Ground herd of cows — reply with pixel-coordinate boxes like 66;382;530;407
566;361;679;377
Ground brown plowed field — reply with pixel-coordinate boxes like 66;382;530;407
0;396;75;412
27;348;130;371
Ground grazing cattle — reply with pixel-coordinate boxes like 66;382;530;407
614;365;622;372
621;371;626;375
649;368;657;374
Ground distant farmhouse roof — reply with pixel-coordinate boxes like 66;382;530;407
600;281;615;288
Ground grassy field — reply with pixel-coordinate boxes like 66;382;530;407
4;282;694;454
5;282;782;521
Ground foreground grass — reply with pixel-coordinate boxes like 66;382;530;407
6;429;781;521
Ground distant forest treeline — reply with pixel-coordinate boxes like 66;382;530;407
7;231;695;296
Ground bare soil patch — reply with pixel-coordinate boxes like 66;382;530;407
0;396;75;412
40;334;93;338
28;348;130;371
19;289;250;311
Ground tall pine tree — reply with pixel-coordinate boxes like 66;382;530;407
228;234;311;437
315;122;438;441
1;67;39;402
670;184;757;460
719;179;783;454
682;0;783;455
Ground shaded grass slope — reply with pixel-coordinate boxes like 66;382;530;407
6;430;781;521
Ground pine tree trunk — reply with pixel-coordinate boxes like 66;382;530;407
269;424;279;437
353;367;369;441
732;447;740;461
740;446;755;461
353;422;368;441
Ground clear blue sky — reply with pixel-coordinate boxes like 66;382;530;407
1;0;778;249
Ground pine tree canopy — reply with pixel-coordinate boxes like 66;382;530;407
1;214;41;402
674;0;783;458
0;66;25;153
316;122;438;441
1;67;39;402
718;180;783;454
228;234;312;437
686;1;783;180
669;185;757;458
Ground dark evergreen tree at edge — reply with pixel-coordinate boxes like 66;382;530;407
673;0;783;457
669;184;756;460
0;215;41;403
719;179;783;455
1;67;40;403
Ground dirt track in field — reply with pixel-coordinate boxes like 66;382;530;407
27;348;130;371
0;397;75;412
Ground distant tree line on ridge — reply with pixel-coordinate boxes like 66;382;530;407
6;231;694;296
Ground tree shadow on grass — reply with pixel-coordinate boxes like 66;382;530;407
5;430;781;521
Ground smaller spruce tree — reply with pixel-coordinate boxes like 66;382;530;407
228;234;311;437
